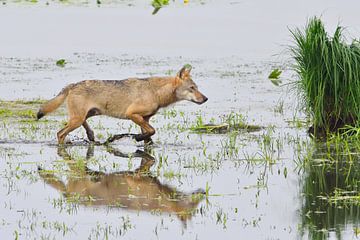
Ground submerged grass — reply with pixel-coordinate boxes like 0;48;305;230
290;17;360;136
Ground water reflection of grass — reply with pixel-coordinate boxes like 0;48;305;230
299;136;360;240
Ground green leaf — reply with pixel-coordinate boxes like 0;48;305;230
56;59;66;67
268;68;282;79
151;0;169;15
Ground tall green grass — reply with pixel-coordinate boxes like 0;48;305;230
290;17;360;135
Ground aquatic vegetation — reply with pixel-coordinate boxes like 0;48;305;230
299;137;360;239
151;0;169;14
220;131;240;158
0;100;68;142
290;17;360;136
88;218;133;239
0;100;46;117
268;69;282;79
0;108;36;118
55;59;66;67
190;112;262;134
273;100;284;114
268;69;282;86
257;127;282;163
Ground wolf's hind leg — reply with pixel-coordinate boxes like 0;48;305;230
57;117;84;144
83;121;95;142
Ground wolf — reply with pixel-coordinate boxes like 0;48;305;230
37;65;208;144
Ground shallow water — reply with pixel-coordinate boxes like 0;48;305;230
1;1;360;240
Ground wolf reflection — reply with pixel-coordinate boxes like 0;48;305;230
38;145;205;223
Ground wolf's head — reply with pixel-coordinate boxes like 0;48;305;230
175;65;208;104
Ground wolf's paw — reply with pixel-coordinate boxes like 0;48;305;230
134;134;143;142
134;134;153;142
144;138;154;146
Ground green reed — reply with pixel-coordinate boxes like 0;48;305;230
290;17;360;135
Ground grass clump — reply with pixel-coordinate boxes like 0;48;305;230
290;17;360;136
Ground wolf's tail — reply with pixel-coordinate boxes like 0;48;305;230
37;84;75;120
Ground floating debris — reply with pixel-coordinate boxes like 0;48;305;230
190;123;262;134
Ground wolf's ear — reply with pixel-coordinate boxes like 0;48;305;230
177;64;192;79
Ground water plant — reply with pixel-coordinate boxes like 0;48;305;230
268;69;282;79
190;112;261;134
268;69;282;86
290;17;360;136
299;137;360;240
56;59;66;67
151;0;169;15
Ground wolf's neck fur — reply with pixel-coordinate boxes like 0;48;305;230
149;77;178;108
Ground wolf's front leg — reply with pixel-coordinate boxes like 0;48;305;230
141;116;154;145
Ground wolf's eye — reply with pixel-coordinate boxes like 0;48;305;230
190;86;196;91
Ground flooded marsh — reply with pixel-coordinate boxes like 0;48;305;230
1;1;360;240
